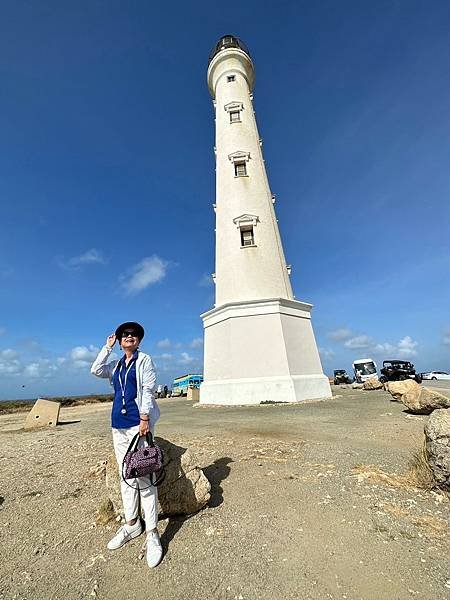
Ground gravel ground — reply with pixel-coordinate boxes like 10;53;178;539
0;387;449;600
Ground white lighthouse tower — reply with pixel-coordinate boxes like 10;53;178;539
200;35;331;405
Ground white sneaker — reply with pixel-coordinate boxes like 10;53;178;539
107;521;142;550
146;530;163;568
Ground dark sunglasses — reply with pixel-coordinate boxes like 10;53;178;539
121;330;138;339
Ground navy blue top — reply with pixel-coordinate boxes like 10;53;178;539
111;350;140;429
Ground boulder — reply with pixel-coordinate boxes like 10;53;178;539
385;379;418;402
363;378;384;390
351;382;364;390
425;409;450;490
105;438;211;518
386;380;450;414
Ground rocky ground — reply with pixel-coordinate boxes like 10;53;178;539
0;387;449;600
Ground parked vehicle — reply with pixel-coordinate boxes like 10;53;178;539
353;358;377;383
333;369;353;385
172;373;203;396
379;360;422;383
421;371;450;381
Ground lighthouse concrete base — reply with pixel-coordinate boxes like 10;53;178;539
200;298;331;405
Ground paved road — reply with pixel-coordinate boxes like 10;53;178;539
422;379;450;390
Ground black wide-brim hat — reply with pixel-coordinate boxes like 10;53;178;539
115;321;145;341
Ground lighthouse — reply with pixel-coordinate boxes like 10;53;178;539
200;35;331;405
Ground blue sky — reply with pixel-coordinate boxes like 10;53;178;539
1;1;449;399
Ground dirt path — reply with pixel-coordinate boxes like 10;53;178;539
0;388;449;600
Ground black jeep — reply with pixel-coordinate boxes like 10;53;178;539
379;360;422;384
333;369;353;385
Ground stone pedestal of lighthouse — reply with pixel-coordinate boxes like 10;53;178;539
200;36;331;405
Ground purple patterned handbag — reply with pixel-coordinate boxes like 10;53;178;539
122;431;165;489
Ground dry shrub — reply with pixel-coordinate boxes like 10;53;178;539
353;442;435;491
382;502;408;518
411;514;447;536
352;465;411;489
381;503;447;539
87;460;107;479
96;498;116;525
404;441;435;490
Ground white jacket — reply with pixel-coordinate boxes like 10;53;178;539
90;345;160;426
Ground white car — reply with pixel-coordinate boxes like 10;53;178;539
422;371;450;380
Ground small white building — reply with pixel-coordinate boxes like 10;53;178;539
200;35;331;405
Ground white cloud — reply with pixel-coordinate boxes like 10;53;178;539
72;248;106;266
372;342;396;354
0;349;21;375
120;255;167;295
23;362;42;378
70;345;99;368
0;350;59;379
330;325;419;359
397;336;418;357
152;353;175;372
59;248;106;270
21;358;58;380
0;342;106;382
319;347;334;361
344;335;372;349
180;352;195;364
443;328;450;345
190;337;203;349
154;353;173;361
371;336;418;358
157;338;171;349
199;273;214;287
328;328;352;341
1;349;19;360
15;358;58;379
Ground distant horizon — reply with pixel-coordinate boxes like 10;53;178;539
3;362;449;403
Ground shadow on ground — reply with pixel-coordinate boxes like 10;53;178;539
159;454;233;553
203;457;233;508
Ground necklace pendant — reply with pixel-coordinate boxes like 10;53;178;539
121;408;127;415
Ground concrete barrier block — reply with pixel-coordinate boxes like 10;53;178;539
187;387;200;402
24;398;61;430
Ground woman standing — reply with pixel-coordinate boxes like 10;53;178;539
90;321;163;568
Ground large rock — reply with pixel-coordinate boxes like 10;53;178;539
385;380;418;402
351;382;364;390
386;380;450;414
363;378;384;390
105;438;211;517
425;409;450;490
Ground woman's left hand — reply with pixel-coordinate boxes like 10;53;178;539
139;418;150;436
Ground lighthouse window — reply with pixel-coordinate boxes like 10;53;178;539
230;110;241;123
240;227;254;247
227;75;236;82
235;161;247;177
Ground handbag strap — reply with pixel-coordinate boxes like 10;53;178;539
151;468;166;487
123;430;155;458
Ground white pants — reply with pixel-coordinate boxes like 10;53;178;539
112;425;158;531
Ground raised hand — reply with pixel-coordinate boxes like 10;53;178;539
106;333;116;348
